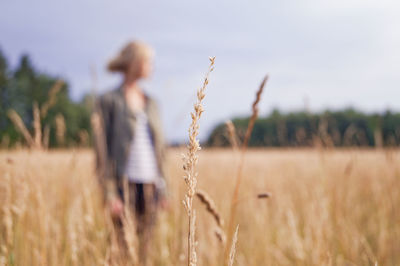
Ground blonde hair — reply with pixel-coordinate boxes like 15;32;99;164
107;41;154;73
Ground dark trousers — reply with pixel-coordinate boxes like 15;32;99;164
116;182;159;265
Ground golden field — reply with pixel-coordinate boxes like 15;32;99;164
0;148;399;266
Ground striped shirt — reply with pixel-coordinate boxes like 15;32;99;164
124;111;160;184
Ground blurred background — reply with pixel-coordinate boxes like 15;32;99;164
1;0;399;147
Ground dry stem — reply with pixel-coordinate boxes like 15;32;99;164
182;56;215;266
225;75;268;264
40;80;63;118
7;110;34;147
228;225;239;266
225;120;240;150
33;102;42;149
55;114;66;146
196;189;223;227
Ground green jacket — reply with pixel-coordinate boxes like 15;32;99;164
94;87;167;200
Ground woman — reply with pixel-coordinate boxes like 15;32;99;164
94;41;167;262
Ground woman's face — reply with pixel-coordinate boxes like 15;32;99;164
140;57;153;79
127;56;153;80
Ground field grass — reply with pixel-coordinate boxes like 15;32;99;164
0;148;399;265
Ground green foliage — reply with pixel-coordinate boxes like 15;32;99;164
0;47;92;148
207;109;400;147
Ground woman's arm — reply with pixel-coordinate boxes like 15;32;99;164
92;95;118;202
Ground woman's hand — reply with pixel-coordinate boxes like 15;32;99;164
159;197;170;211
109;197;124;218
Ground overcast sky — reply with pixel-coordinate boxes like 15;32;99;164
1;0;399;142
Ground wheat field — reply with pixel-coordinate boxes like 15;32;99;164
0;148;399;266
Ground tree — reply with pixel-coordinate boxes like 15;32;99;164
0;47;92;148
207;109;400;148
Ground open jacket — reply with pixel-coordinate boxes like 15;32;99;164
94;87;167;200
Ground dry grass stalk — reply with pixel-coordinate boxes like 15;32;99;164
7;109;34;147
257;192;271;199
42;125;50;149
196;189;223;227
33;102;42;149
215;226;227;245
91;112;108;180
2;173;13;249
242;75;268;148
318;117;334;148
225;120;240;150
103;209;121;265
67;207;79;264
55;114;66;146
78;130;89;147
41;80;63;118
228;225;239;266
182;56;215;266
225;75;268;264
121;179;139;265
189;211;197;266
343;124;357;146
374;128;383;148
214;226;226;245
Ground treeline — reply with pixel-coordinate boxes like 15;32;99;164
2;48;400;149
0;48;92;148
207;109;400;148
